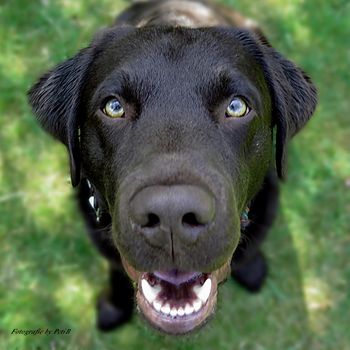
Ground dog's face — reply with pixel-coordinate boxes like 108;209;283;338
29;26;316;334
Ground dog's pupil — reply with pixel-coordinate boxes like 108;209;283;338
230;99;243;112
110;100;121;111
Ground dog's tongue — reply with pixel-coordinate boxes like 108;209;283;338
153;270;202;286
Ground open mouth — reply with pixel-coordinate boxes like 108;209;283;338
122;259;231;334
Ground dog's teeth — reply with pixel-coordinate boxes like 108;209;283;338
154;302;201;316
143;277;211;317
141;279;161;304
193;278;212;303
185;303;194;315
170;307;178;317
153;300;162;312
161;303;171;315
177;307;185;316
193;299;202;312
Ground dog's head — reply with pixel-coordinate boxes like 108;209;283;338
29;26;316;334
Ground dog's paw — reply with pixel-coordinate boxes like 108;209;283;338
97;296;133;332
231;250;268;292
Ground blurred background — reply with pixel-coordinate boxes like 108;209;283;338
0;0;349;349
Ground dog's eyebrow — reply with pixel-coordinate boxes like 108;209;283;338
201;70;263;111
89;70;153;112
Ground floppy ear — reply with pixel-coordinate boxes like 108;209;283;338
28;48;92;187
28;26;135;187
261;46;317;179
230;29;317;178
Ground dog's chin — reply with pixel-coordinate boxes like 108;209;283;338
121;258;231;334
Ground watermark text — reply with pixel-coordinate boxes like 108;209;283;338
11;328;71;336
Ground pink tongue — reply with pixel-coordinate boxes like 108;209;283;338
153;270;201;286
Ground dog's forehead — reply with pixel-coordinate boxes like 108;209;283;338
89;27;263;87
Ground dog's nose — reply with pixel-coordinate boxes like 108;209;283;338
129;185;215;245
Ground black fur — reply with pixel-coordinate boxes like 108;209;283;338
28;49;90;186
28;0;317;332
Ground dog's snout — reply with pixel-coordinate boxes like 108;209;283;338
129;185;215;245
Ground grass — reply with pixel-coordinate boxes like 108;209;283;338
0;0;349;349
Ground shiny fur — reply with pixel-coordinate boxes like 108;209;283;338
28;0;317;332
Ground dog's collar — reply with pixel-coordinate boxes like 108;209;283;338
86;179;103;224
240;207;250;230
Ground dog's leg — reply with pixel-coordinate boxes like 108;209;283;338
231;170;279;292
97;264;134;331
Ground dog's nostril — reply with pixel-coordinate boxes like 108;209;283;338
129;185;215;245
182;212;204;227
142;213;160;228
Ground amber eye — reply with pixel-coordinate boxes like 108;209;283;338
103;98;125;118
225;97;249;118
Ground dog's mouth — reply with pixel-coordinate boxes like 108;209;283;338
122;258;230;334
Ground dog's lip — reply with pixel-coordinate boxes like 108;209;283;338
153;270;202;286
121;257;231;334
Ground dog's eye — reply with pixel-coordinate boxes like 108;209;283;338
103;98;125;118
225;97;249;118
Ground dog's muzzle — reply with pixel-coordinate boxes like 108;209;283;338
111;157;244;333
122;258;231;334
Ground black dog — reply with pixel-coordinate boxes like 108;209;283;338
28;0;317;335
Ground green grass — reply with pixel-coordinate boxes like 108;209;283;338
1;0;349;349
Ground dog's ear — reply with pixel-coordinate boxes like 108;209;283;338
229;29;317;178
28;48;92;187
260;45;317;179
28;26;134;187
